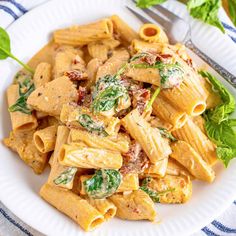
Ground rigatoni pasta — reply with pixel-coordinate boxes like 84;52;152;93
171;141;215;182
33;125;57;153
59;143;123;169
40;183;104;231
4;16;230;232
139;23;169;44
152;94;187;129
111;15;139;45
122;109;171;164
86;198;117;221
33;62;52;88
109;190;156;221
54;19;113;46
172;118;217;165
68;129;130;153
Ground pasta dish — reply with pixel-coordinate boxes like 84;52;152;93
3;15;235;231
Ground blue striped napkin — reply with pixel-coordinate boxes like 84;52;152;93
0;1;236;236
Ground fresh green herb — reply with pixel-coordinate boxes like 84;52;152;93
216;146;236;167
132;61;184;89
53;167;77;185
84;169;122;199
93;75;118;97
145;87;160;112
92;74;129;113
200;71;236;167
78;114;108;136
0;27;34;73
199;71;235;124
228;0;236;26
187;0;225;33
140;177;174;202
204;115;236;148
158;127;177;141
136;0;166;8
92;86;127;112
8;77;35;114
135;0;226;33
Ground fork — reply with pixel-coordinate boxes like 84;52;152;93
126;3;236;88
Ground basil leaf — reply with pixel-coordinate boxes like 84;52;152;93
136;0;166;8
158;127;177;141
216;146;236;167
201;70;236;167
0;27;34;73
200;71;235;123
8;77;35;114
227;119;236;127
140;177;174;202
78;114;108;136
205;117;236;148
187;0;225;33
53;167;77;185
84;169;121;199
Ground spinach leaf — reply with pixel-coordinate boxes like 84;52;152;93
158;127;177;141
228;0;236;26
136;0;166;8
187;0;225;33
140;177;174;202
78;114;108;136
201;71;236;167
84;169;121;199
199;70;235;124
92;75;118;100
92;86;126;112
53;167;77;185
0;27;34;73
8;77;35;114
92;75;129;113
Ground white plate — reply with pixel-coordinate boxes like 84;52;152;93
0;0;236;235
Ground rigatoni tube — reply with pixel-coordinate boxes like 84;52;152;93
122;109;171;164
40;183;104;231
54;19;113;46
58;143;123;169
33;125;57;153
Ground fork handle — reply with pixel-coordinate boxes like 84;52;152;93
185;39;236;88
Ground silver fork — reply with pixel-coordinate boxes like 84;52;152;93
126;3;236;88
